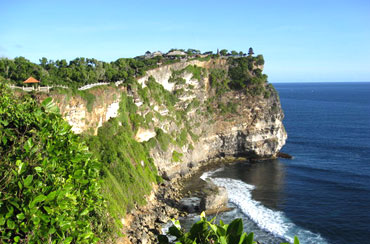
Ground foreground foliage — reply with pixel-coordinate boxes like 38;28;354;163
158;212;299;244
0;85;106;243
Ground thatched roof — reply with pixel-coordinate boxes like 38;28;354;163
23;77;40;84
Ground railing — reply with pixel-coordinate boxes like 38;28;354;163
53;85;69;89
9;85;51;92
8;79;125;93
78;82;110;91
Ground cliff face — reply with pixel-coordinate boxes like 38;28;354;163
149;88;286;179
48;58;287;179
41;86;124;134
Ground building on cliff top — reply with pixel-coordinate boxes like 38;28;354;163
166;50;187;56
145;51;163;59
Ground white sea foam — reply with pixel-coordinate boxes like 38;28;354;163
200;167;224;181
202;172;328;244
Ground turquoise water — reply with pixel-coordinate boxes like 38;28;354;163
187;82;370;244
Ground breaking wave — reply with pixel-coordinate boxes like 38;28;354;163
202;172;328;244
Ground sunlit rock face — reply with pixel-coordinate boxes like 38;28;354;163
47;59;286;179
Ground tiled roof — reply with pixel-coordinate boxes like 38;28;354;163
23;77;40;83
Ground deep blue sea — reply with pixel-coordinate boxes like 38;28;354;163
184;82;370;244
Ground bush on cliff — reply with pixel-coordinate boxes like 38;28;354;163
0;85;106;243
227;56;268;96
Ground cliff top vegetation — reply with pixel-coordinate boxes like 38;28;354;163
0;48;264;89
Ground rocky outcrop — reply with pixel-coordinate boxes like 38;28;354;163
199;181;228;211
151;89;287;180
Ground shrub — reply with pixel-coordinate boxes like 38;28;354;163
176;129;188;147
184;65;204;82
155;128;172;151
158;212;299;244
0;85;105;243
209;68;230;96
171;151;183;162
146;76;178;108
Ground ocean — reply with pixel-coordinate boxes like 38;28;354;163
182;82;370;244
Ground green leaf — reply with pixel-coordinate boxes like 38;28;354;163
227;218;243;237
18;181;23;190
14;236;20;243
58;123;70;135
46;191;57;202
7;219;15;229
0;216;5;225
2;136;7;145
17;160;25;175
16;213;25;220
42;97;59;114
0;119;9;126
23;175;33;187
209;223;218;235
24;138;33;153
238;232;247;244
34;167;43;173
40;214;50;223
63;236;73;244
168;226;183;238
245;232;254;244
48;227;56;234
171;219;181;229
74;169;84;179
157;235;169;244
220;236;227;244
41;97;53;107
80;209;89;216
29;194;47;208
217;225;226;237
32;215;40;225
6;206;14;218
294;236;300;244
189;221;208;240
43;206;52;214
60;221;71;230
9;200;20;209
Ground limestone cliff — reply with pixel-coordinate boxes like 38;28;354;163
46;58;287;179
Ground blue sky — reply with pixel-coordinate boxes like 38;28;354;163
1;0;369;82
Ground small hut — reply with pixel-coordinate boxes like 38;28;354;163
23;76;40;91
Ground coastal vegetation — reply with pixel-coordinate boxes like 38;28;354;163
159;212;300;244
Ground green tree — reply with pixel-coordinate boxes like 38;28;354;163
220;49;228;56
255;54;265;65
231;50;238;56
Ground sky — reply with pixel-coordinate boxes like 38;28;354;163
1;0;369;82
